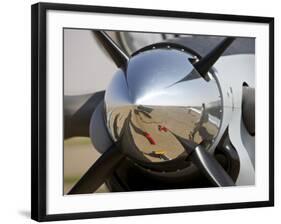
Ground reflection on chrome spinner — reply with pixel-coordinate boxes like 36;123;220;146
105;47;223;163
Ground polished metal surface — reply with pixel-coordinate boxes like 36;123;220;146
105;47;223;164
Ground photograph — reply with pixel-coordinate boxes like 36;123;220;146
63;29;255;195
31;3;274;221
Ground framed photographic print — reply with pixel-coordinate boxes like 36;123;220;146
31;2;274;222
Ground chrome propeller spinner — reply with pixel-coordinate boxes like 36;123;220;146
105;46;223;164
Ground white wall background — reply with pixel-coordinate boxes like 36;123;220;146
0;0;279;223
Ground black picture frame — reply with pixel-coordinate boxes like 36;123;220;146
31;2;274;222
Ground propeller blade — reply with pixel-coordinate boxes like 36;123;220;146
67;144;125;194
64;91;105;139
173;134;235;187
93;31;129;68
190;145;235;187
194;37;235;79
